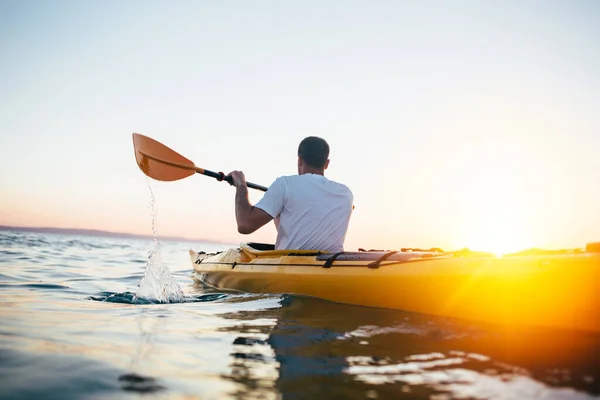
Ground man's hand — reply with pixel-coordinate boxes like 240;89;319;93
227;170;247;188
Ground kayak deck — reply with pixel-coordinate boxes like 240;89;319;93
190;243;600;333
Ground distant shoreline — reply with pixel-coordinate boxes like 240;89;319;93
0;225;234;245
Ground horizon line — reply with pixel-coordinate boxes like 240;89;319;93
0;224;237;246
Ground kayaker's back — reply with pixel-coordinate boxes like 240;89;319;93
256;174;353;252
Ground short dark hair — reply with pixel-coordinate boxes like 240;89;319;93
298;136;330;168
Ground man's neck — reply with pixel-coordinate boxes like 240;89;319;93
300;168;324;176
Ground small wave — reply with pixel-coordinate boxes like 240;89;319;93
62;239;103;250
118;373;164;393
0;236;51;248
0;273;22;281
89;291;228;304
0;282;70;290
0;250;24;256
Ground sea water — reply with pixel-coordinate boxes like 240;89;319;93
0;229;599;400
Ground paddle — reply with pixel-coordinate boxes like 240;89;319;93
132;133;268;191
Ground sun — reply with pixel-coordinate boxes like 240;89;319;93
464;212;532;256
453;174;538;256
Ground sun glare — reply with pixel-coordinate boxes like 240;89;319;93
465;212;532;256
454;174;537;256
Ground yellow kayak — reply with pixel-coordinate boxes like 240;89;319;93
190;242;600;333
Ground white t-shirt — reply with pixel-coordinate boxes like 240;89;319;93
255;174;353;252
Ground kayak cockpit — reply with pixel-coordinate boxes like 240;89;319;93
192;242;452;268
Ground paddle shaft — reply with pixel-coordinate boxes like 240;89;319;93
141;152;268;192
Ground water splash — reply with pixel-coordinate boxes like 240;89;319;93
133;182;184;304
89;292;228;304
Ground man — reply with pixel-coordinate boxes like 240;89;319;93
227;136;353;252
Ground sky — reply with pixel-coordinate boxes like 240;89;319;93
1;0;599;253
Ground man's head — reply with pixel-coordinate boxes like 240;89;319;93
297;136;330;175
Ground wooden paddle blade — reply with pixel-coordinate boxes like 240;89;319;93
132;133;196;181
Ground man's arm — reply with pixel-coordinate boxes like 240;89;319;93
229;171;273;234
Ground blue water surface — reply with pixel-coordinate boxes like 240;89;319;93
0;229;599;400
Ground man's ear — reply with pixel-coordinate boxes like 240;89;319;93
324;159;330;170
